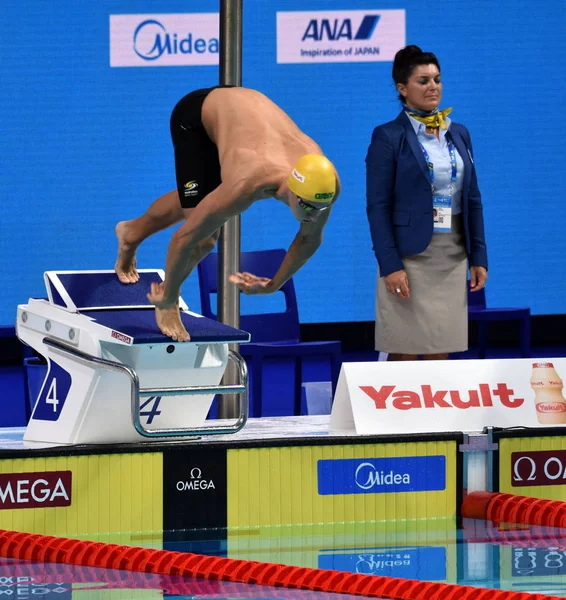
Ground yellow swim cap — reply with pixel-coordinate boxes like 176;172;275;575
288;154;336;204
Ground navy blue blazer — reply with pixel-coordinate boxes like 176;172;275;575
365;111;488;278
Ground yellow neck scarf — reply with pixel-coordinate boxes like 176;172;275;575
406;107;453;130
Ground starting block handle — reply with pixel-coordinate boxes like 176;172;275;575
134;350;248;437
43;338;249;439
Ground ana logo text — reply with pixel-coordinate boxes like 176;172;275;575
276;10;404;64
360;383;524;410
302;15;379;42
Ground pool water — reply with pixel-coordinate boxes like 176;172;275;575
3;518;566;598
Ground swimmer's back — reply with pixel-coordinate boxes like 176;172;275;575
202;87;318;160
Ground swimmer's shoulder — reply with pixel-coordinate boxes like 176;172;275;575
221;149;282;199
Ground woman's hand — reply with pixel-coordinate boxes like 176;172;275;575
384;269;410;299
470;266;488;292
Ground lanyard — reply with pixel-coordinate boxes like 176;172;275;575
419;137;457;195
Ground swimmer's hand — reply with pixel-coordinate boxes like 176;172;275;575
147;281;190;342
228;272;274;295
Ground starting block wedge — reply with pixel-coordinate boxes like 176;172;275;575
16;270;250;446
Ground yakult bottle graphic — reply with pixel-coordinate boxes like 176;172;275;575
531;363;566;424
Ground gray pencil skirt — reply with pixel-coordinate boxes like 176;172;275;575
375;215;468;355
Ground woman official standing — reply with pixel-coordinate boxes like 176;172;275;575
366;45;488;361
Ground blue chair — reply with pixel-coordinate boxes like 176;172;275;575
198;249;342;417
468;284;531;358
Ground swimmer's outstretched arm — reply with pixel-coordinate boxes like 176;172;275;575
271;208;332;290
230;208;332;295
268;169;339;291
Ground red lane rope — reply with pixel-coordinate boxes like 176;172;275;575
0;528;561;600
463;491;566;528
0;559;339;597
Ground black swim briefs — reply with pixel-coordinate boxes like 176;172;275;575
169;86;232;209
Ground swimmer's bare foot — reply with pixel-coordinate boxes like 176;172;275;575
115;221;140;284
155;306;190;342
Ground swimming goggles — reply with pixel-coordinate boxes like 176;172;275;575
297;197;330;213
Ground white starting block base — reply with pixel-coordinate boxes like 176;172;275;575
16;270;250;446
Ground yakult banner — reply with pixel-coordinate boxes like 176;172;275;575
330;359;566;435
110;13;219;67
276;10;405;64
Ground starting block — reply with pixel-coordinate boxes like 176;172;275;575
15;270;250;446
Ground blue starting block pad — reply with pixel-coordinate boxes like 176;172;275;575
44;270;249;345
16;269;250;446
81;309;249;345
45;270;249;344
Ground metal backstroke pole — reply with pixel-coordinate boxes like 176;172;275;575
217;0;243;418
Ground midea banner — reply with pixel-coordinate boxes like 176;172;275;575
110;13;219;67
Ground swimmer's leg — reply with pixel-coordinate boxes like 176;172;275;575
154;229;221;341
115;189;185;283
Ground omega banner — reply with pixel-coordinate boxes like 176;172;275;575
496;432;566;500
330;358;566;435
0;453;163;541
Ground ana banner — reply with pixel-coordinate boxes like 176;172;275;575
330;358;566;435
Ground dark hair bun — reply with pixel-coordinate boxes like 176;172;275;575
392;45;440;87
403;45;423;57
393;45;422;71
